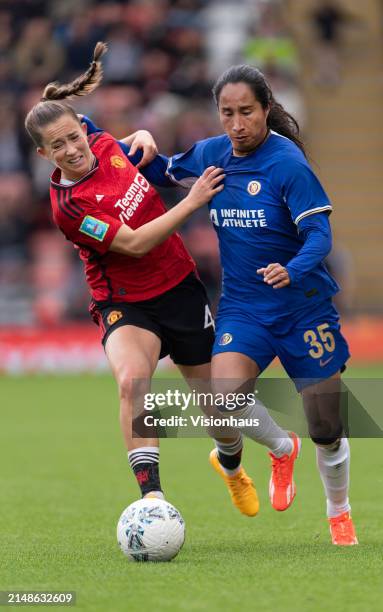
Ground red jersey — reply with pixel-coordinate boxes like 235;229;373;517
49;132;195;302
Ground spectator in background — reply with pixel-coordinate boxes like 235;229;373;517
0;173;34;287
309;0;361;87
2;0;48;23
29;231;74;326
0;10;13;54
0;94;27;172
0;11;22;95
48;0;92;23
123;0;170;42
59;12;103;75
0;56;21;96
102;25;142;83
140;47;173;97
13;18;66;86
244;0;305;128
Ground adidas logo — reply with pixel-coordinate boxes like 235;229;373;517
96;194;104;203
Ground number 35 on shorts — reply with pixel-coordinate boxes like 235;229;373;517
303;323;335;359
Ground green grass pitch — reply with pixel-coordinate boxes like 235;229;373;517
1;366;382;611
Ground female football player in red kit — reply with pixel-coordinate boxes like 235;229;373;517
24;43;240;506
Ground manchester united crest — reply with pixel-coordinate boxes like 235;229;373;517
110;155;127;169
107;310;123;325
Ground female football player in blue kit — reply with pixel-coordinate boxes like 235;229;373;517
84;64;357;545
166;65;357;545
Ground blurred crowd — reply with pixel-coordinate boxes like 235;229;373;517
0;0;302;325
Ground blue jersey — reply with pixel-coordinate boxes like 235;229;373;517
167;131;339;325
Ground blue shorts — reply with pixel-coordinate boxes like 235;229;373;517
213;299;350;391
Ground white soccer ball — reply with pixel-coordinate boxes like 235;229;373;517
117;498;185;562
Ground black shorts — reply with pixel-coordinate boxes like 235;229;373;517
89;273;215;366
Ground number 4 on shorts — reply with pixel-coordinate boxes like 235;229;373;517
204;305;215;329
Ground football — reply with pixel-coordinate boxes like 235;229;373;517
117;498;185;562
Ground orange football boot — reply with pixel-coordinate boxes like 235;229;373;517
329;511;358;545
269;432;301;511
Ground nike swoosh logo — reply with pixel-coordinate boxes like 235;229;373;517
319;356;334;367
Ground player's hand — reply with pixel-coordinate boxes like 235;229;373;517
188;166;225;209
129;130;158;168
257;263;291;289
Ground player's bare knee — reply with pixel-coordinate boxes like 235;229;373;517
117;367;151;402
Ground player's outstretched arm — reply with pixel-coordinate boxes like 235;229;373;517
120;131;158;169
80;114;166;172
110;166;224;257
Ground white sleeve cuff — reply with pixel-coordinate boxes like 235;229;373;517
294;205;332;225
